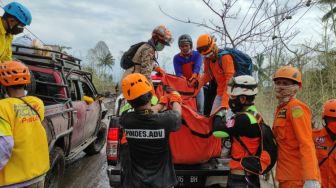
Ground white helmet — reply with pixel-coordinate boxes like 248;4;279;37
227;75;258;96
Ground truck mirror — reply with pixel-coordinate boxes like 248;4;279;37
83;96;94;105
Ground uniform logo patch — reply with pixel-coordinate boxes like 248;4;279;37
292;106;303;118
226;119;235;128
277;109;287;118
125;129;165;139
315;137;326;145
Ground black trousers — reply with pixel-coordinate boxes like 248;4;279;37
227;173;260;188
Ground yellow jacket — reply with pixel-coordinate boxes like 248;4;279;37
0;17;13;63
0;96;50;186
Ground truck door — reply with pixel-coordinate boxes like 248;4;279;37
68;78;87;148
78;77;101;140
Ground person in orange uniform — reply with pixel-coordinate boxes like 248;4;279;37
196;34;235;114
272;66;321;188
313;99;336;188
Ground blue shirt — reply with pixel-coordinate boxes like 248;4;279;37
173;50;202;79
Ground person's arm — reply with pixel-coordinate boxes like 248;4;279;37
158;92;182;131
139;45;155;82
3;38;13;61
290;104;320;182
173;55;183;77
220;55;235;108
213;113;251;137
0;117;14;170
192;52;202;74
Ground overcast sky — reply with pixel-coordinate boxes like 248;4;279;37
2;0;326;81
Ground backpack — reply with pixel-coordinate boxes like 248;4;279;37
120;42;147;69
218;48;253;76
235;112;277;175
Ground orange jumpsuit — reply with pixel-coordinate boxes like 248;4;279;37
313;127;336;188
272;98;320;188
201;54;234;108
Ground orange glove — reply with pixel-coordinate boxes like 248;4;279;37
159;95;169;105
169;91;182;104
188;73;199;88
154;66;165;75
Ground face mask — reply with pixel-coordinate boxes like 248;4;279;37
8;24;24;35
204;51;214;58
155;42;165;51
327;121;336;134
229;97;244;113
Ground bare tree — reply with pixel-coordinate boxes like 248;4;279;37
160;0;316;49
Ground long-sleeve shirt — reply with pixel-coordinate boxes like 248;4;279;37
272;98;321;182
313;127;336;188
173;51;202;79
0;17;13;63
201;54;234;108
121;42;156;84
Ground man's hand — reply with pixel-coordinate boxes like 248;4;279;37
169;91;182;105
187;73;199;88
216;108;227;119
159;95;169;105
154;66;165;75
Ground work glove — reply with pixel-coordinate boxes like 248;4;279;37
159;95;169;105
169;91;182;105
213;108;229;138
187;73;199;88
303;180;321;188
154;66;165;76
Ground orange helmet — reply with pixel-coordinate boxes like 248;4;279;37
122;73;152;100
152;25;173;46
273;66;302;86
0;61;31;86
323;99;336;118
196;34;217;55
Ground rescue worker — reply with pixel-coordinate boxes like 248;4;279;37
1;2;32;62
173;34;204;114
196;34;235;114
120;73;182;188
272;66;321;188
213;75;261;187
121;25;172;85
313;99;336;188
0;61;49;187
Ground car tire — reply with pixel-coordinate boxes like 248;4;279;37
84;121;107;155
45;147;65;188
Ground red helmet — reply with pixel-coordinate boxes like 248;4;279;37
0;61;31;86
322;99;336;118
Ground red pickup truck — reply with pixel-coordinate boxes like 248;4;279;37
12;45;108;188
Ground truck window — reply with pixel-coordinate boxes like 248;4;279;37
32;71;65;104
68;80;80;101
80;81;94;98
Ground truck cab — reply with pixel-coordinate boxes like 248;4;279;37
11;44;108;188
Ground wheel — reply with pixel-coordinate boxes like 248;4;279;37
45;147;65;188
84;121;107;155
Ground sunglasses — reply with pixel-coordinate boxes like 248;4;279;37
197;44;211;53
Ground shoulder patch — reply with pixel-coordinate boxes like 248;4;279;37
315;136;326;145
226;118;235;128
291;106;303;118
